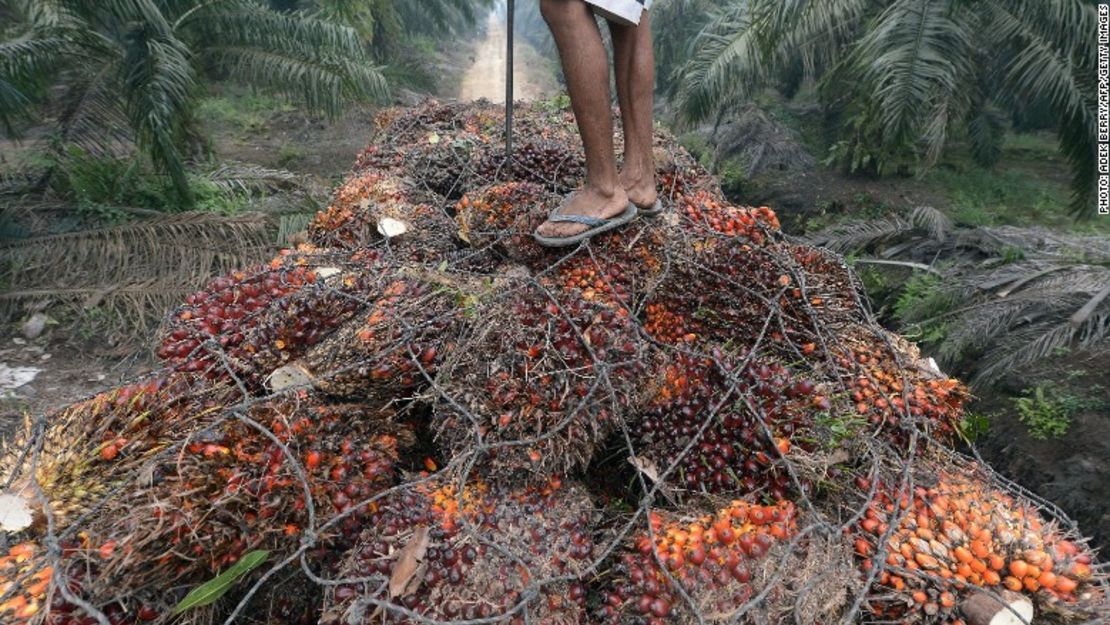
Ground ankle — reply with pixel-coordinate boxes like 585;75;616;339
583;179;622;199
621;168;655;189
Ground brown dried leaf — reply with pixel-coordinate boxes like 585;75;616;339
389;526;430;598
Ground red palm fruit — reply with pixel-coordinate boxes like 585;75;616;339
322;475;596;625
597;499;796;623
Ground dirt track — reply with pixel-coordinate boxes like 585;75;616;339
460;13;555;102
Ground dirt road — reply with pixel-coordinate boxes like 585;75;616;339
460;13;556;102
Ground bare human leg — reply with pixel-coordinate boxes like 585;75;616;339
535;0;630;240
609;11;656;210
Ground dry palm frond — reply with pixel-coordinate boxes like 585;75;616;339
0;279;196;337
809;216;1110;387
803;215;915;253
910;205;953;242
0;212;273;339
205;163;304;196
1;212;269;284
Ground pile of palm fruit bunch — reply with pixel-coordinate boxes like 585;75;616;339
1;100;1106;625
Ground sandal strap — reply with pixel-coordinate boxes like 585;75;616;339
547;214;609;226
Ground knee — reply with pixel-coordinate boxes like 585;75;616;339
540;0;579;28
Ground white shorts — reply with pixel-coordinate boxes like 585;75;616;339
586;0;653;26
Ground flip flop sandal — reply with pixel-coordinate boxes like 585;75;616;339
532;202;639;248
638;198;664;217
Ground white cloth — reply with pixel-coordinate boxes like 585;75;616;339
585;0;652;26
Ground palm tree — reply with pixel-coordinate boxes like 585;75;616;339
0;0;388;204
677;0;1097;216
300;0;494;58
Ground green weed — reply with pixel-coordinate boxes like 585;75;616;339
892;272;953;344
50;147;250;219
957;412;991;442
196;91;294;133
1012;383;1100;440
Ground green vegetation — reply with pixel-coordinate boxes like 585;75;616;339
674;0;1098;217
1013;383;1096;440
0;0;492;210
892;272;951;345
0;0;388;204
196;92;296;134
957;412;991;443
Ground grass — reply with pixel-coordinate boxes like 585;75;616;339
196;89;295;134
922;166;1069;228
921;133;1109;233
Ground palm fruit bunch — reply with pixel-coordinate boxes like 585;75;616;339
649;245;802;357
475;138;586;193
455;182;556;266
823;327;968;446
401;132;483;200
309;171;441;250
357;100;492;156
157;259;319;377
157;248;373;388
0;543;51;622
284;271;468;399
432;280;646;480
4;395;411;625
551;222;670;307
650;124;719;191
785;244;865;329
852;463;1103;625
674;190;780;243
634;351;817;499
321;475;596;625
598;499;798;624
642;298;703;347
0;372;235;532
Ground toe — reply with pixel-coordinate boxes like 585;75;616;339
535;220;585;239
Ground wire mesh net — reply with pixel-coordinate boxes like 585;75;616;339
1;100;1106;625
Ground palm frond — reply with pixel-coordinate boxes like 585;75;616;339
972;313;1107;386
188;2;387;114
0;211;271;293
676;3;762;122
966;102;1005;167
204;162;303;196
120;22;196;202
51;65;132;157
986;0;1097;216
910;205;953;242
851;0;976;154
805;215;914;253
0;34;71;130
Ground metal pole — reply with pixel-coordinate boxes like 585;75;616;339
505;0;515;165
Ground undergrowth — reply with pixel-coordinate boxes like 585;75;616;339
1013;382;1102;440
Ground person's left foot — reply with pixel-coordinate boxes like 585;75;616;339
619;170;657;210
534;185;631;240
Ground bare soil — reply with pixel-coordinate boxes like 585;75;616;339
459;13;557;103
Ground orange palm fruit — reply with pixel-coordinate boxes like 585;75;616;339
1055;576;1078;594
1003;576;1024;591
953;546;973;564
1008;560;1029;579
